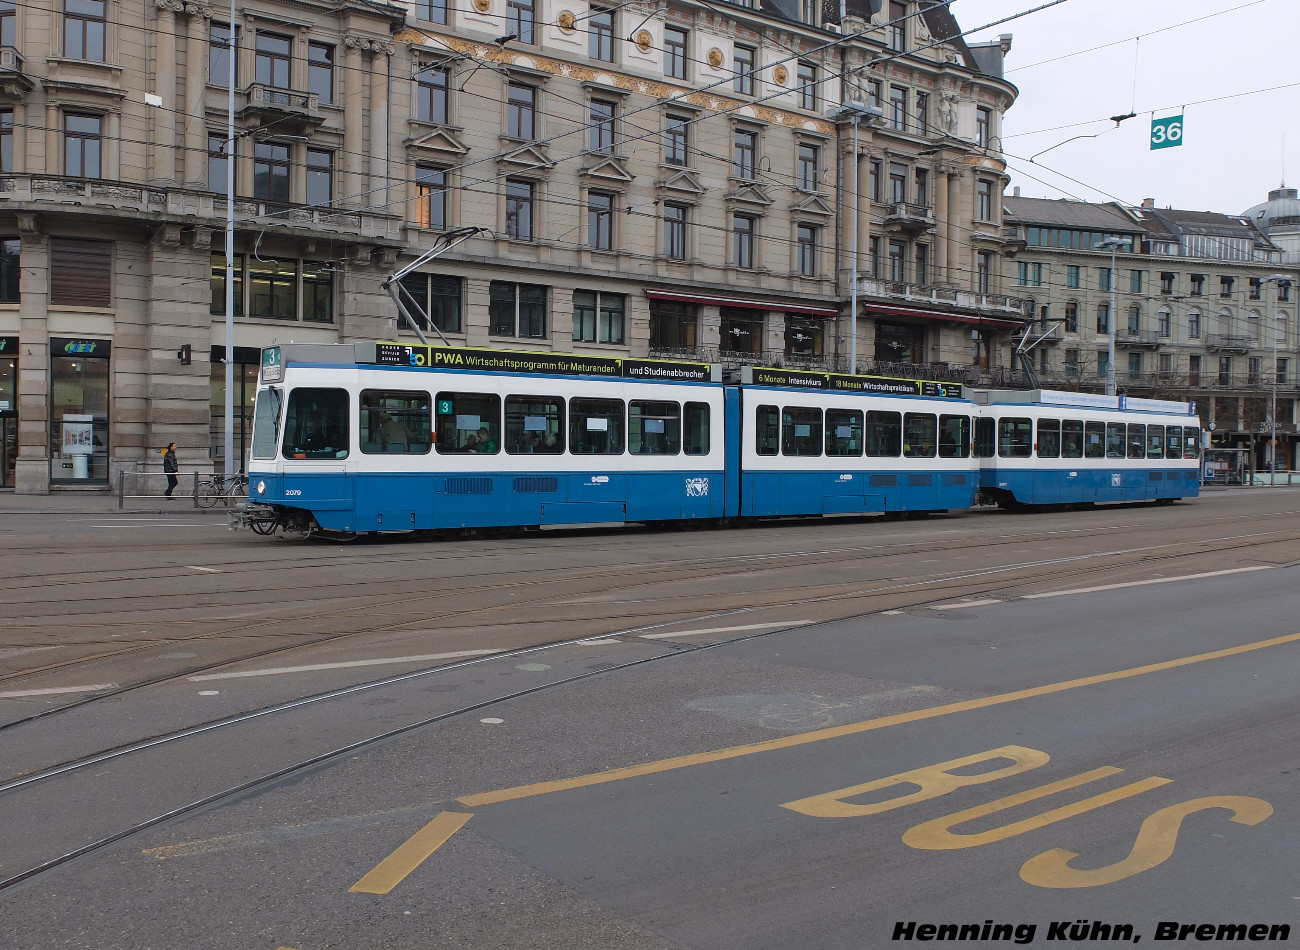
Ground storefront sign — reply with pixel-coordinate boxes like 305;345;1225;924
0;337;15;354
51;337;111;358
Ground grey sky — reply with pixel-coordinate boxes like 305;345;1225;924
953;0;1296;215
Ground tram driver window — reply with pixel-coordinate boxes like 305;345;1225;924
361;390;431;454
997;417;1032;458
1084;421;1106;458
435;392;501;453
867;410;901;457
570;398;624;454
506;395;564;454
903;413;937;458
1061;420;1084;459
630;401;681;454
1036;418;1061;458
252;386;282;460
1146;425;1165;459
283;387;349;458
1106;422;1126;459
782;407;822;457
684;402;710;456
938;415;970;458
825;408;863;457
755;405;780;456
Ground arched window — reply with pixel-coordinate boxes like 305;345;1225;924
1187;308;1201;339
1157;307;1171;337
1217;308;1234;336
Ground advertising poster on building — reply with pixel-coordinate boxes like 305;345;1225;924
61;414;94;455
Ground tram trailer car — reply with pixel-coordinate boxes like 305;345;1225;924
970;389;1202;508
241;344;1200;536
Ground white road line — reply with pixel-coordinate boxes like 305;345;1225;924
186;566;222;573
189;649;503;681
1023;566;1274;600
930;599;1002;611
640;620;814;640
92;524;217;529
0;683;116;699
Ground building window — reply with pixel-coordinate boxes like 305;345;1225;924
733;45;755;96
1249;277;1262;300
886;0;906;50
914;168;929;206
976;107;991;147
489;281;547;338
508;83;536;140
207;134;228;192
664;113;689;165
505;179;534;241
305;149;331;206
255;32;292;89
587;191;613;250
52;237;111;307
1128;352;1142;379
1190;273;1204;296
1064;300;1078;332
797;62;817;111
976;179;993;221
0;0;14;46
915;243;929;285
1064;348;1079;376
733;214;755;269
1096;302;1109;333
308;42;334;104
1097;350;1109;380
796;225;818;277
0;238;18;303
1188;310;1201;338
1158;308;1171;337
507;0;535;45
590;99;616;153
868;236;880;278
786;315;823;358
416;166;446;230
796;143;818;191
1017;262;1041;286
589;6;614;62
1066;265;1080;288
253;142;290;201
572;290;624;344
416;67;448;124
1158;352;1172;377
65;0;105;61
1279;281;1291;302
664;28;687;80
1220;275;1234;297
1160;271;1175;294
50;342;110;481
664;203;687;259
868;159;881;202
976;251;992;293
1099;267;1112;292
1249;356;1262;385
64;113;101;179
889;162;907;204
650;300;697;350
889;86;907;131
1218;357;1232;386
721;307;763;355
1279;357;1289;385
1188;354;1201;386
416;0;448;24
210;23;236;86
1127;304;1141;334
888;240;906;283
212;253;332;323
1129;269;1142;293
914;92;929;134
867;79;882;110
397;273;461;333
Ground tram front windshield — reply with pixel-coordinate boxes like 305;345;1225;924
283;388;349;458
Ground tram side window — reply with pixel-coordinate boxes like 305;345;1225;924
570;398;624;454
867;410;902;457
684;402;710;456
1146;425;1165;459
252;386;282;459
435;392;501;454
1061;420;1084;459
505;395;564;454
1183;427;1201;459
1084;421;1106;458
1106;422;1126;459
825;409;864;457
782;406;822;456
903;413;937;458
1036;418;1061;458
1126;424;1146;459
756;405;780;456
938;415;970;458
361;390;431;454
630;401;681;455
974;417;995;458
997;417;1032;458
283;387;349;458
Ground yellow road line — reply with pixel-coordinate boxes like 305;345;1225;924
457;630;1300;808
349;812;474;895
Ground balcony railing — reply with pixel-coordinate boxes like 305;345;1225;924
883;202;934;232
240;84;324;133
1119;329;1161;347
1206;334;1254;352
856;279;1027;316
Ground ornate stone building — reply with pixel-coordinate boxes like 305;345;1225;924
0;0;1015;492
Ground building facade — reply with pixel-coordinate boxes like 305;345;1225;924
0;0;1014;493
1005;195;1298;478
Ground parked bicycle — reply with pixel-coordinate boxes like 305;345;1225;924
195;472;248;508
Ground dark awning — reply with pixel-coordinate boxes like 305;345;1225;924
865;303;1025;330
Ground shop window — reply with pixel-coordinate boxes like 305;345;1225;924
50;339;110;482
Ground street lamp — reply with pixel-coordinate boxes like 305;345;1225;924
828;100;882;375
1094;237;1130;397
222;0;237;478
1262;273;1291;483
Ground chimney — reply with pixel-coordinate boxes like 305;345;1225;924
1141;198;1155;209
1013;186;1020;197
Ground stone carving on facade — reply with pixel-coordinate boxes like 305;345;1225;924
936;90;959;134
344;34;395;56
191;227;215;250
155;0;212;17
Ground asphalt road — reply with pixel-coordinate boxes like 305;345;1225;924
0;491;1297;949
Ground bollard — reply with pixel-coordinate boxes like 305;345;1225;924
118;470;125;509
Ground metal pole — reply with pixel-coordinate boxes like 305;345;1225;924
1272;315;1278;483
848;115;859;375
223;0;237;480
1107;242;1117;397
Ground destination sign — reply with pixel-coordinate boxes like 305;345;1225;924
368;344;711;382
745;365;962;399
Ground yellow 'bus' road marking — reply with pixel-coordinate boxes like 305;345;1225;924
456;630;1300;808
349;812;474;895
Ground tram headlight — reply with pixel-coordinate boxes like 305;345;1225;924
256;480;266;496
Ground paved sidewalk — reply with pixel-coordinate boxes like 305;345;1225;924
0;489;228;515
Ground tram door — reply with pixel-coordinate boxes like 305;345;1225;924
0;416;14;487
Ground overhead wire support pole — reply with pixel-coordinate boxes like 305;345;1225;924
223;0;236;479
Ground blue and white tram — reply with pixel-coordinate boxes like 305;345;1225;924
246;342;727;534
736;367;977;516
971;389;1202;508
